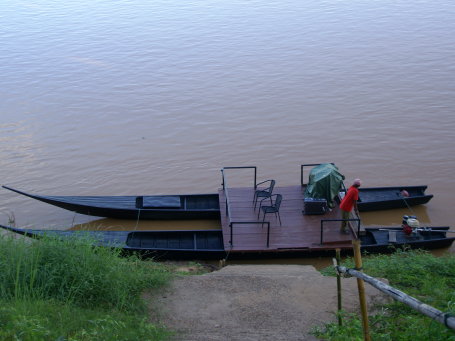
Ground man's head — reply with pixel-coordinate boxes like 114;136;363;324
353;179;362;187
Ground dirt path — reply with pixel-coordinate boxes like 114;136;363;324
149;265;387;341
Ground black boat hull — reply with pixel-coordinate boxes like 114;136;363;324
2;186;221;220
360;227;454;253
356;186;433;212
1;225;453;261
3;184;434;221
0;225;227;260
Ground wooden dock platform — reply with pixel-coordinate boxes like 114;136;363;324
219;185;356;255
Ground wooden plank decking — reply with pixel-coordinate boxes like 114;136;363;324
219;185;356;253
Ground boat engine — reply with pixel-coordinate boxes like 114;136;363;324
402;215;420;235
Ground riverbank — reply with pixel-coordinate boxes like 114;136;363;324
0;233;174;340
149;250;455;340
2;230;453;340
315;250;455;340
147;264;388;341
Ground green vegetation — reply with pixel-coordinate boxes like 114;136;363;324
0;232;173;340
312;249;455;340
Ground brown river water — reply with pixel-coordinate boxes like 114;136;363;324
1;1;454;261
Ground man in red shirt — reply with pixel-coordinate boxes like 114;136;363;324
339;179;362;233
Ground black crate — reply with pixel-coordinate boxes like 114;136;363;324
303;198;328;215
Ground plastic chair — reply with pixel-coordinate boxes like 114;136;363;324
253;179;275;209
258;194;282;226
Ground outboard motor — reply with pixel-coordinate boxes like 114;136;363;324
402;215;419;235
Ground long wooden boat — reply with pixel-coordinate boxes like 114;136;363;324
0;225;226;260
1;224;453;260
360;226;454;253
3;184;433;223
2;186;220;220
302;163;433;211
355;186;433;211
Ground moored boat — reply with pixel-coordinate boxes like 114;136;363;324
302;163;433;211
1;224;452;260
3;181;434;223
0;225;226;260
2;186;220;220
360;226;454;252
355;186;433;212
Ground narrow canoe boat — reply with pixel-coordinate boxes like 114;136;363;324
360;226;454;253
0;225;226;260
3;183;433;223
354;186;433;212
2;186;220;220
1;224;452;260
303;164;433;211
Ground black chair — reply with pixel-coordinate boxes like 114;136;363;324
258;194;282;226
253;179;275;209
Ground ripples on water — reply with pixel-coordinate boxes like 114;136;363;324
1;0;454;243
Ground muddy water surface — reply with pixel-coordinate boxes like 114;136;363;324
1;1;454;257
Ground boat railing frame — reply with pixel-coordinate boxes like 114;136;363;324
221;166;257;190
229;221;271;248
221;166;257;218
221;167;273;248
300;163;335;186
320;218;361;244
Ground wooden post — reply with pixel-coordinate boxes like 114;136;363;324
336;248;342;326
352;239;371;341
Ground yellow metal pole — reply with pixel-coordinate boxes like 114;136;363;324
352;238;371;341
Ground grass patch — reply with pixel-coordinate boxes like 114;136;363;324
0;299;171;341
313;249;455;340
0;232;174;340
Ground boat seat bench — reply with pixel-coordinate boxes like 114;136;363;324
388;231;397;243
136;196;181;209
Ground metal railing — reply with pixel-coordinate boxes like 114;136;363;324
229;221;271;248
221;166;273;248
221;166;257;190
320;218;361;244
300;163;335;186
221;166;257;218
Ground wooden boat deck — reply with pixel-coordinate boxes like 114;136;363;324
219;185;357;254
